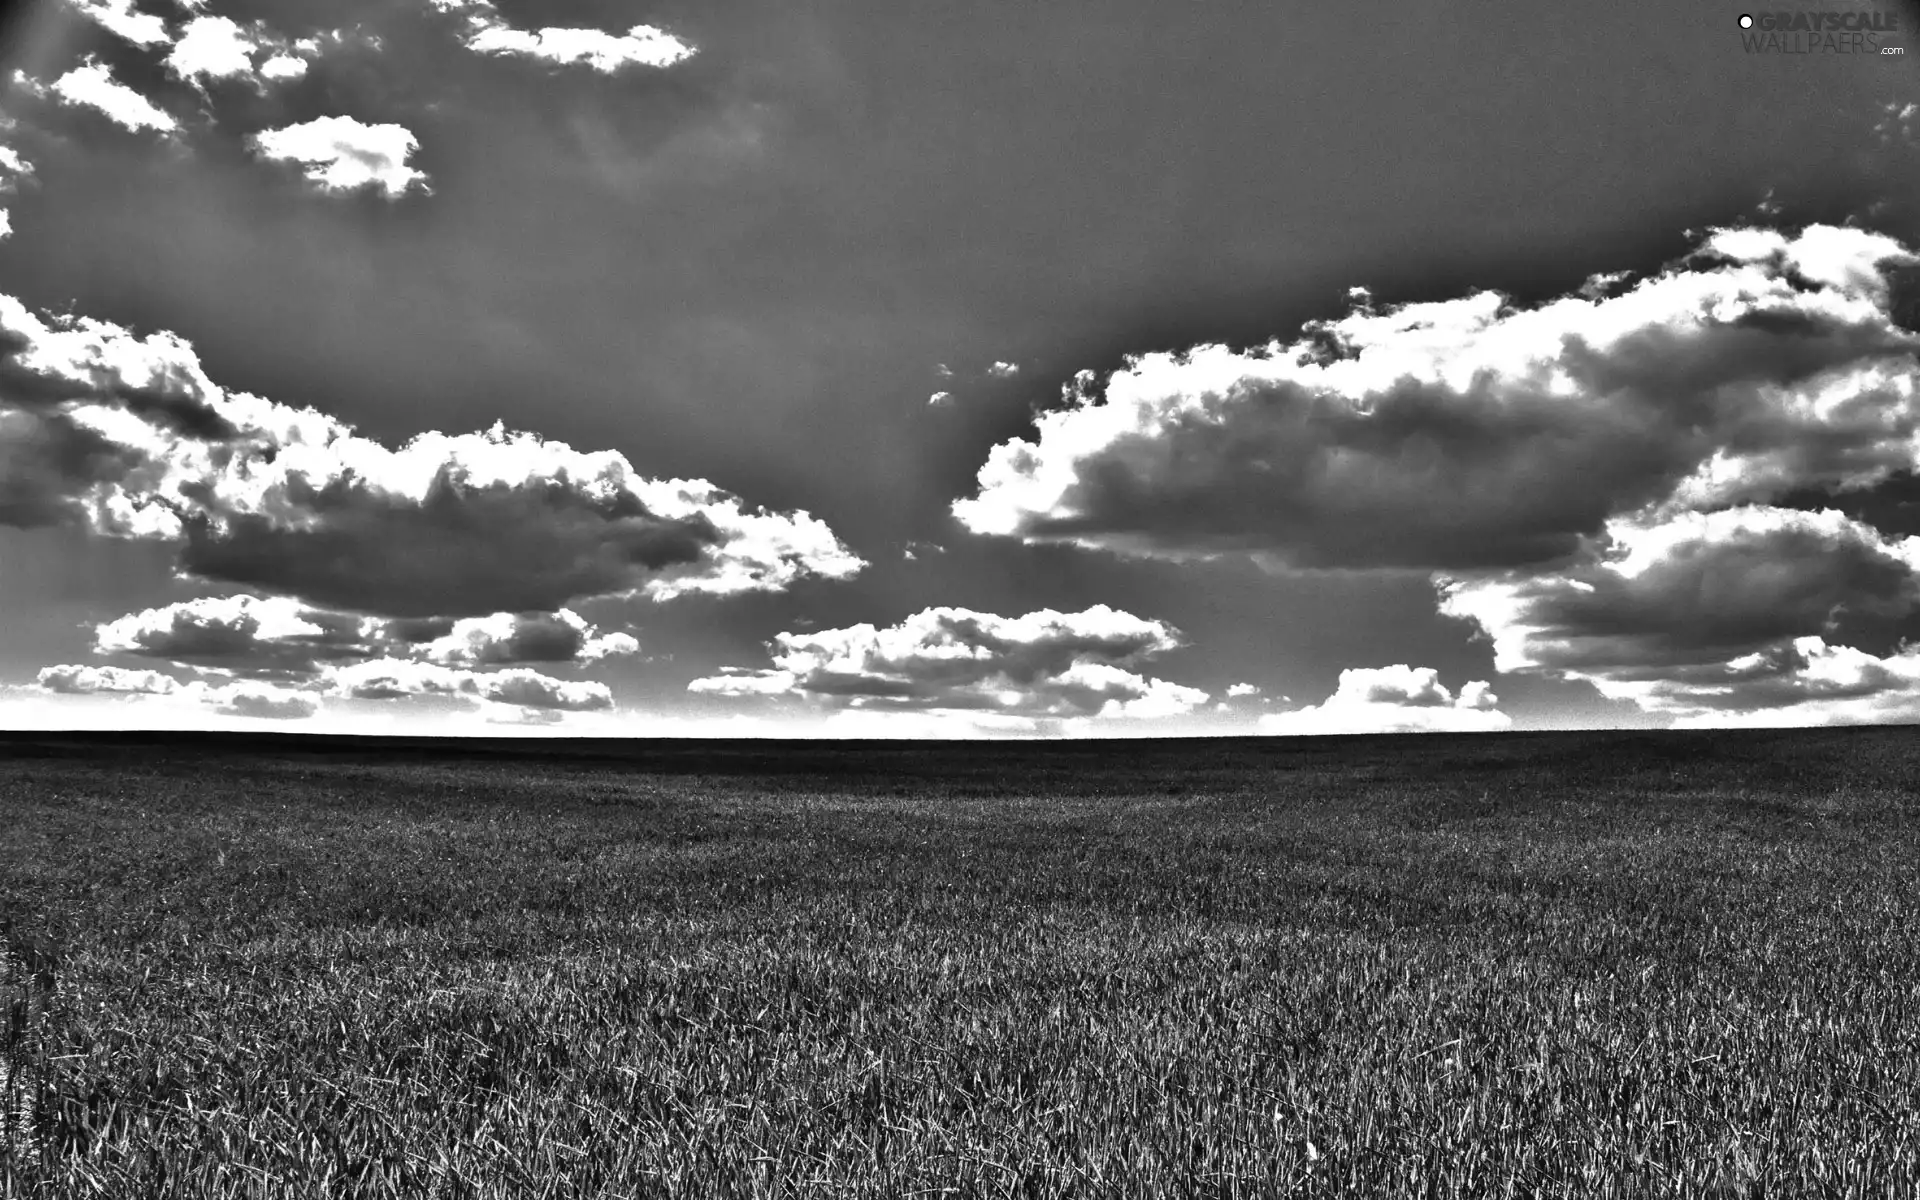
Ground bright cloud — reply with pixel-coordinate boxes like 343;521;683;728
37;664;179;695
416;609;639;667
198;679;318;720
323;658;613;711
51;61;178;134
0;293;865;617
1439;505;1920;723
1259;665;1510;735
1439;506;1920;679
956;224;1920;572
690;604;1208;720
165;15;260;85
434;0;695;72
93;594;382;677
257;54;308;81
250;117;426;197
70;0;171;46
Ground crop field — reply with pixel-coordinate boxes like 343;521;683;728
2;728;1919;1197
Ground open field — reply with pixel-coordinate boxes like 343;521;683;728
2;728;1919;1197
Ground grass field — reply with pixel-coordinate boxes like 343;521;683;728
2;727;1918;1197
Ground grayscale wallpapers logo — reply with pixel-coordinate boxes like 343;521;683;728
1738;10;1904;53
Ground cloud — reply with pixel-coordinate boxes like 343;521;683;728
1439;505;1920;678
1225;682;1261;698
955;224;1920;571
257;54;307;81
51;60;178;134
250;117;427;197
0;293;234;438
70;0;172;47
322;658;612;711
416;608;639;666
0;144;31;237
1875;100;1917;147
1438;505;1920;723
325;657;475;701
928;391;954;407
0;294;865;617
466;25;695;72
1586;637;1920;729
986;361;1021;378
166;16;260;86
0;145;32;186
93;594;382;677
198;679;318;720
690;604;1208;719
36;664;179;695
477;668;614;711
1259;665;1510;735
433;0;695;72
0;406;152;528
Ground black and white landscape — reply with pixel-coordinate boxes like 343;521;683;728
3;0;1920;1194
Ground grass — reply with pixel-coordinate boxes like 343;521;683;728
1;726;1918;1197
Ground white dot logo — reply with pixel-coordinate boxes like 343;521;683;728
1738;13;1754;28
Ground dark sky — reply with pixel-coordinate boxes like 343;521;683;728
1;0;1918;734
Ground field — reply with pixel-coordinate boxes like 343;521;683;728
2;727;1918;1198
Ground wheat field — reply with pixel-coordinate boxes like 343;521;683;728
2;727;1918;1197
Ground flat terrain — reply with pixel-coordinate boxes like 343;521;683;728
2;728;1918;1197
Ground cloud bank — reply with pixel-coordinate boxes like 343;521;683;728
957;225;1920;572
1259;665;1510;735
958;224;1920;729
0;293;865;619
690;605;1208;721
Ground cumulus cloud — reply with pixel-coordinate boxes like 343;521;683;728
37;664;179;695
0;294;864;617
689;604;1208;720
322;658;612;711
257;54;307;81
250;117;426;197
93;594;381;677
325;657;475;701
166;15;260;86
477;668;614;711
0;145;32;188
416;608;639;667
1259;666;1510;735
0;406;151;528
1584;637;1920;729
70;0;172;46
1439;506;1920;679
986;361;1021;378
1225;682;1262;698
433;0;694;72
928;391;954;407
0;143;31;236
1438;505;1920;723
956;224;1920;572
199;679;318;720
51;60;178;133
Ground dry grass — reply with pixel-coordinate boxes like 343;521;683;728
1;728;1918;1196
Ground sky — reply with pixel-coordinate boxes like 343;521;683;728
1;0;1919;737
